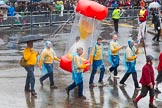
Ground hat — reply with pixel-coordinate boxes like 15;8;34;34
45;41;52;48
146;55;154;62
97;36;103;40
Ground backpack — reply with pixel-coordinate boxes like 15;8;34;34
20;57;27;67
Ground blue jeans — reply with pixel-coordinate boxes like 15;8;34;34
67;82;83;96
89;60;105;84
25;66;35;92
40;63;54;86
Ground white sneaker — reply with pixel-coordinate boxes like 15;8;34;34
135;87;141;90
114;76;120;79
107;70;114;77
119;83;126;87
98;82;104;86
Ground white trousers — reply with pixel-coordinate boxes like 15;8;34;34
137;21;146;43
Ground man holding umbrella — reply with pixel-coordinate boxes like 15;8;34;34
152;18;161;42
18;34;43;97
23;41;39;97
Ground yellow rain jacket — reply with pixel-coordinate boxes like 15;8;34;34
39;48;59;67
23;47;38;65
90;44;103;63
110;40;120;55
73;55;87;72
126;46;138;62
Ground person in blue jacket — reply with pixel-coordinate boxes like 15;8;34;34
119;40;140;90
65;47;90;100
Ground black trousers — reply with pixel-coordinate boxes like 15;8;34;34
140;85;154;97
113;19;119;33
120;72;139;88
153;29;160;41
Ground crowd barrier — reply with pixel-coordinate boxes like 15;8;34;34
0;7;161;27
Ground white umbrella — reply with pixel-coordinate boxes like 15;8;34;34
149;2;162;28
0;4;9;8
148;2;161;9
0;1;5;5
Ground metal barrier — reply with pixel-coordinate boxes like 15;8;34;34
0;7;159;27
0;12;73;27
106;7;154;20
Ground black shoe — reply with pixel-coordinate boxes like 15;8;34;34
50;85;58;89
149;104;157;108
155;88;161;93
156;40;161;42
78;95;86;100
65;87;69;95
31;91;37;97
152;38;155;41
24;88;31;92
133;99;138;108
39;79;43;86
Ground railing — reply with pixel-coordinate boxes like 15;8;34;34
0;7;161;27
0;12;74;27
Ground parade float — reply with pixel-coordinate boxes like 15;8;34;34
59;0;108;73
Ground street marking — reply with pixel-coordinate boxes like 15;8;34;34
102;21;134;28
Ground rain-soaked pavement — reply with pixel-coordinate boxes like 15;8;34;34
0;20;162;108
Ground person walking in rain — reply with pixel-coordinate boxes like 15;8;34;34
152;18;161;42
151;8;158;31
24;41;39;97
119;40;140;90
39;41;60;89
133;55;157;108
89;37;105;87
112;6;121;33
137;6;148;43
108;34;123;79
155;52;162;93
65;47;90;99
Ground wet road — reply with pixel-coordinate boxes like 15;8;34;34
0;21;162;108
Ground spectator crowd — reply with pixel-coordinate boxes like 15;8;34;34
0;0;161;23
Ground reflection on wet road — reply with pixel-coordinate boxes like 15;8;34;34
0;22;162;108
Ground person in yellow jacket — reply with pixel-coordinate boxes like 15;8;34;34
119;40;140;90
39;41;60;89
108;34;123;78
65;47;90;100
112;6;121;33
89;37;105;87
23;41;39;97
